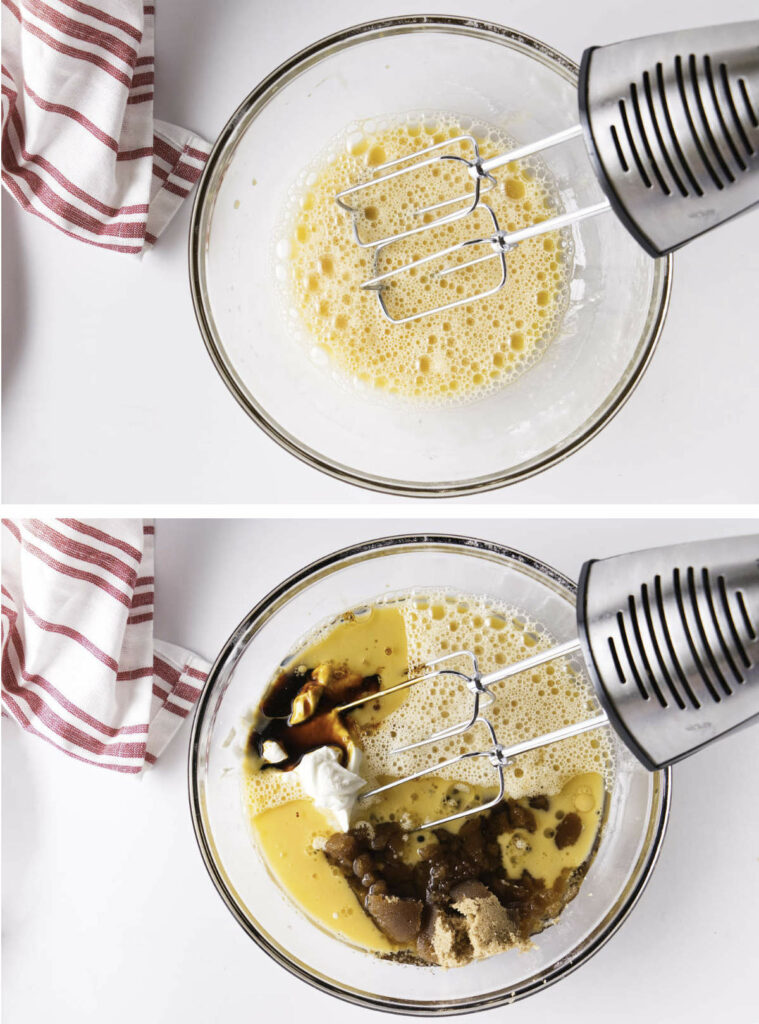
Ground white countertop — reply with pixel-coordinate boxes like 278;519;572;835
3;517;758;1023
3;0;759;504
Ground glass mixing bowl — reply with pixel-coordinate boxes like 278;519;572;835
189;16;672;497
188;535;670;1014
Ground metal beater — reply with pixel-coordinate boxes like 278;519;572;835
336;21;759;323
338;534;759;830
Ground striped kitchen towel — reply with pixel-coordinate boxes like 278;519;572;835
1;1;211;254
1;519;210;773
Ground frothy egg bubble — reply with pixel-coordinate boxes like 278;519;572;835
272;112;573;407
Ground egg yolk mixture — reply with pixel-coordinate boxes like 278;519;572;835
243;596;612;967
277;115;572;404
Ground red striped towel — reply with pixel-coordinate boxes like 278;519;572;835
1;0;210;253
1;519;210;773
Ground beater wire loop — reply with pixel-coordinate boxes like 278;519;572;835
341;638;608;831
363;200;610;324
336;121;610;322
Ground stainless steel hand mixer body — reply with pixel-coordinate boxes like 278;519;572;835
339;534;759;829
338;22;759;323
578;533;759;769
579;23;759;257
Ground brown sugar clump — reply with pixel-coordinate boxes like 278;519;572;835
415;882;520;967
323;795;586;967
554;812;582;850
417;906;471;968
365;893;423;943
450;881;517;960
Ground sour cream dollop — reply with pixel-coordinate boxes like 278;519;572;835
295;747;365;832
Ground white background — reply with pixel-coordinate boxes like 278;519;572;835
2;0;759;504
3;517;759;1023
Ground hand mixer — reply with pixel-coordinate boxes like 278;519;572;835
336;21;759;323
336;534;759;830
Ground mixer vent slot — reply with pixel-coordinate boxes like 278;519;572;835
721;65;755;156
627;593;669;707
615;610;651;702
642;70;688;196
738;76;759;127
701;568;745;685
656;61;704;196
736;590;757;640
675;564;758;703
717;576;752;667
630;82;671;194
686;54;735;185
607;636;627;684
653;574;700;709
641;581;686;708
609;52;759;197
610;125;629;172
671;567;720;703
686;566;732;696
704;56;746;172
617;99;652;188
611;604;670;706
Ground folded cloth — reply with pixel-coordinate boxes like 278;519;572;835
1;0;211;253
1;519;209;773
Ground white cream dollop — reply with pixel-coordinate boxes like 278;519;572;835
294;747;365;832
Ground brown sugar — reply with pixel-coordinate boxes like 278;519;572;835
323;798;588;967
450;881;518;960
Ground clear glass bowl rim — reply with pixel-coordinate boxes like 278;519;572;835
188;14;673;499
187;533;671;1015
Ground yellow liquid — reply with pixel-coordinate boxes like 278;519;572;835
243;595;612;957
292;604;410;727
252;800;397;952
251;772;604;954
499;773;605;887
280;114;571;404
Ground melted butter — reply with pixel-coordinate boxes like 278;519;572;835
498;772;605;886
358;774;497;841
251;799;398;953
280;114;571;404
293;604;410;727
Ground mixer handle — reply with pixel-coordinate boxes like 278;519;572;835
577;533;759;770
578;21;759;256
